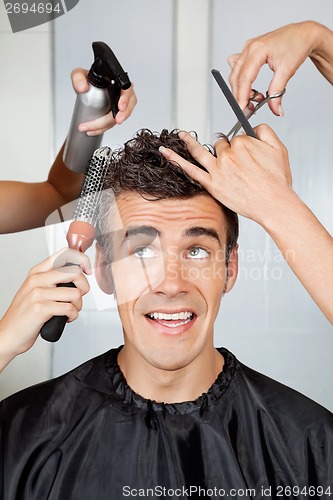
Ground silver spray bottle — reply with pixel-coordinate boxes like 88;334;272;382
63;41;131;173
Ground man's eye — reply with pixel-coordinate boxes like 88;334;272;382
134;247;156;259
186;247;209;259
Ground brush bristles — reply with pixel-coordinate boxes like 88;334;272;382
73;146;112;225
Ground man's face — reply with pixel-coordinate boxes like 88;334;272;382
96;192;238;373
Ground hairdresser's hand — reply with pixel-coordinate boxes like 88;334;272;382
159;126;292;226
228;21;333;116
71;67;137;136
0;248;91;373
161;129;333;325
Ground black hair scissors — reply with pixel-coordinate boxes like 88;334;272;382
211;69;286;140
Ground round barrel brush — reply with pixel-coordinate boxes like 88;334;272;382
40;146;112;342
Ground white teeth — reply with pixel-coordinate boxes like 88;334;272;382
164;320;190;328
147;311;193;321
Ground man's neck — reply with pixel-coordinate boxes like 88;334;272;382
117;346;224;404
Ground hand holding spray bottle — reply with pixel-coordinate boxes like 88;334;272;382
63;41;131;173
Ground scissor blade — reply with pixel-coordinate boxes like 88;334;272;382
211;69;257;139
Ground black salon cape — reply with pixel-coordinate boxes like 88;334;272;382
1;347;332;500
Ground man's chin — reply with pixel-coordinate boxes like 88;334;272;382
142;348;199;374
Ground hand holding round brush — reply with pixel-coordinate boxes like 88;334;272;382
40;147;112;342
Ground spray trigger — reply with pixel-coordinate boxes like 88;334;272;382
90;41;131;118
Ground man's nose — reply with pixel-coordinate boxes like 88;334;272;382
153;253;190;297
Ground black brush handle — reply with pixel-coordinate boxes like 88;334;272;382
40;282;76;342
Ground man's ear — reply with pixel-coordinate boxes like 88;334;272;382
95;243;114;294
224;244;238;293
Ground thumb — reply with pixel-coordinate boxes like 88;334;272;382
71;67;89;93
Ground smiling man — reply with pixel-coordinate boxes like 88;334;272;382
0;129;332;499
103;194;233;403
94;141;238;402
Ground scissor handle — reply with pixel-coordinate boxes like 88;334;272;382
227;88;286;139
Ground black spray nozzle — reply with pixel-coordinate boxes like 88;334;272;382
88;41;131;118
91;41;131;90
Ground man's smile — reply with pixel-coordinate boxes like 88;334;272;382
145;309;197;334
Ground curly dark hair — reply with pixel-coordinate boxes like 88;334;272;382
97;129;238;262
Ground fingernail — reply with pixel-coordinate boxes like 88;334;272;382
178;131;187;139
78;124;87;132
278;104;284;117
77;81;86;91
159;145;169;156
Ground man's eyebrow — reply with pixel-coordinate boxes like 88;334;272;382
183;226;221;245
120;225;160;246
